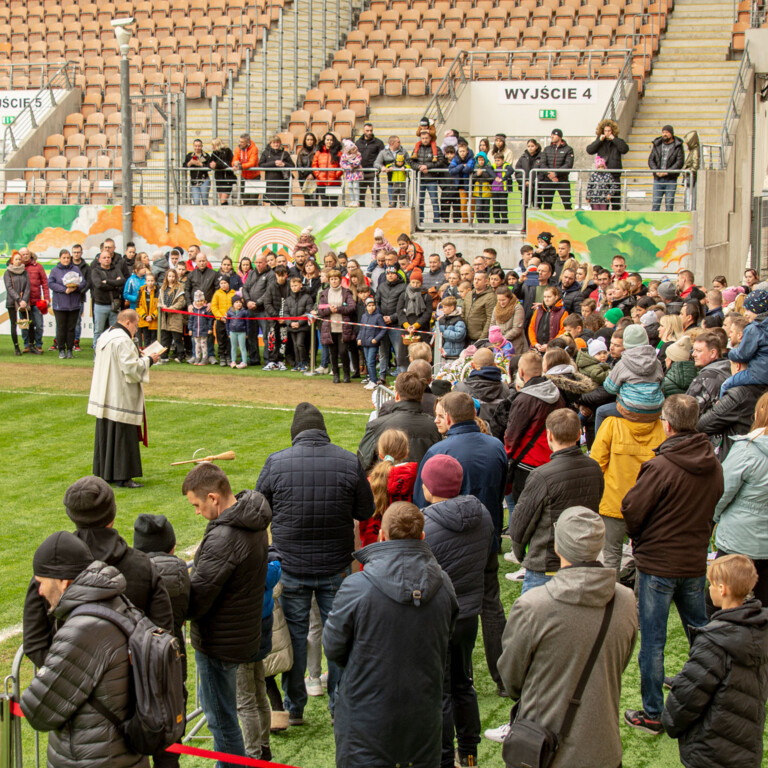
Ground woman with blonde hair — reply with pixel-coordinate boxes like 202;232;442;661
361;429;418;546
657;313;685;366
209;137;236;205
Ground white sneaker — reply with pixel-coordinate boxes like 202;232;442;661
364;381;377;390
484;722;511;743
315;366;328;374
277;362;288;371
505;568;526;582
503;551;519;564
305;676;323;697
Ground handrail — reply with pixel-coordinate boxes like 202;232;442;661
719;49;752;157
1;62;79;163
601;51;634;122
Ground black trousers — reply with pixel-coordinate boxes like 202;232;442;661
329;332;351;376
492;191;508;224
442;616;481;767
247;314;267;364
53;309;79;351
160;329;184;360
359;171;379;206
138;327;156;347
539;180;572;210
215;319;230;361
7;305;19;347
481;551;506;687
289;329;308;365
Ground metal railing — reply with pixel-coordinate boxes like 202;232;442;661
720;49;753;157
601;49;634;122
1;63;79;162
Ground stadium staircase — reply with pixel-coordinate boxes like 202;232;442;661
364;95;432;145
624;0;741;167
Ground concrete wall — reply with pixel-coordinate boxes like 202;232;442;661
2;89;81;172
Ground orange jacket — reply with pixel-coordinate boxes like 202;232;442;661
312;147;342;187
397;241;425;271
234;141;259;179
527;300;567;347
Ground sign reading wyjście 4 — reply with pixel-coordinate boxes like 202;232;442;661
498;81;600;105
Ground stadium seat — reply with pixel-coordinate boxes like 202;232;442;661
310;109;333;136
384;67;406;96
44;134;65;161
407;66;429;95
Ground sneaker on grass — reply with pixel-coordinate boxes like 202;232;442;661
483;722;511;743
504;568;526;582
305;676;323;697
503;551;520;564
623;709;663;735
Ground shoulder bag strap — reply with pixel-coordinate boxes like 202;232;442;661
558;594;615;740
508;420;547;470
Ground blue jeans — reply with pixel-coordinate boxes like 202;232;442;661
379;328;406;379
280;569;347;718
651;177;677;211
74;302;85;341
594;402;621;437
21;304;44;349
195;649;245;767
362;344;379;382
521;570;553;594
92;303;117;349
191;179;211;205
419;178;441;223
637;570;707;717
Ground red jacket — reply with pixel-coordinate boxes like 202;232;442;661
312;147;342;187
360;462;418;547
25;259;49;303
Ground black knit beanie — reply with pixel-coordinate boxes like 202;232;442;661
133;514;176;554
63;475;117;529
33;531;93;579
290;402;326;440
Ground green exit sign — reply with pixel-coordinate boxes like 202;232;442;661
539;109;557;119
2;116;13;125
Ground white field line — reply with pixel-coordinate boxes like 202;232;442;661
0;623;23;643
0;389;369;416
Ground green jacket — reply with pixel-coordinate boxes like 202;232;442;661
463;287;496;342
576;350;611;385
661;360;697;397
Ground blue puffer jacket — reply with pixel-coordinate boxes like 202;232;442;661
449;152;475;190
423;496;494;619
438;312;467;357
226;307;249;333
188;310;213;337
358;309;387;346
713;430;768;559
256;429;374;576
123;272;146;309
729;317;768;384
49;262;86;311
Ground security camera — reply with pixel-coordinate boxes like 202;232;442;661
111;17;134;52
110;17;135;28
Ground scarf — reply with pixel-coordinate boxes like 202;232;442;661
328;285;343;333
404;285;427;319
493;296;518;325
6;263;25;275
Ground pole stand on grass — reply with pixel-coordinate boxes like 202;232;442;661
304;315;320;376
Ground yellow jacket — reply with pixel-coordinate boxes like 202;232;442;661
137;286;159;329
590;416;666;519
211;288;236;320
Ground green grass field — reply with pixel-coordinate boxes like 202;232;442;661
0;345;743;768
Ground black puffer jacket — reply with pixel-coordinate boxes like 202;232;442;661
323;540;458;768
264;278;290;318
537;141;574;181
283;290;313;328
241;267;274;310
686;359;732;415
20;562;148;768
698;385;768;460
184;265;218;306
357;399;442;472
257;429;374;576
188;490;271;663
423;496;494;619
23;528;173;668
148;552;190;672
377;274;407;319
662;599;768;768
510;445;604;572
648;135;685;180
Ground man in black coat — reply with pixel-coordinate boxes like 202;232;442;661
509;408;604;592
536;129;574;210
90;248;126;349
324;502;458;768
256;403;374;725
377;267;408;378
357;371;442;472
355;123;385;206
184;251;218;310
697;383;767;460
263;265;291;369
648;124;685;211
184;463;271;763
23;476;173;669
241;253;274;365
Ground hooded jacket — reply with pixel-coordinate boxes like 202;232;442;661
686;358;732;414
538;141;574;182
586;133;629;171
357;399;441;473
376;274;407;320
510;445;604;572
323;540;458;768
257;429;373;576
21;563;149;768
621;432;724;577
698;384;767;460
188;490;271;663
662;599;768;768
603;345;664;416
454;365;510;403
499;566;638;768
648;135;685;180
546;367;598;409
423;495;494;619
438;310;467;358
147;551;190;662
590;416;666;519
713;430;768;559
504;377;565;468
728;316;768;384
528;299;567;347
358;308;387;346
284;290;313;329
576;349;611;385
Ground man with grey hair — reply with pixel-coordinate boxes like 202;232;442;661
491;507;638;758
374;135;408;207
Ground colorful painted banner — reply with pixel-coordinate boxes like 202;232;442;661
526;210;693;273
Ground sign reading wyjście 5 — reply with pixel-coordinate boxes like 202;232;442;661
498;81;600;105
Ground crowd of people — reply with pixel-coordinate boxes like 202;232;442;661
13;222;768;768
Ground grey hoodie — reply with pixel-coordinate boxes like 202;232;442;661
499;566;638;768
606;344;663;387
523;377;562;404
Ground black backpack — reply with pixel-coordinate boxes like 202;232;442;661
70;600;186;755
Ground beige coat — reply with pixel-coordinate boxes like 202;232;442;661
263;582;293;678
490;301;528;353
158;285;186;333
87;325;151;425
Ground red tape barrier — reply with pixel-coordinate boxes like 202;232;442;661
161;308;434;336
9;700;300;767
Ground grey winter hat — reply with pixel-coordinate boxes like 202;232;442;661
622;324;649;349
554;506;605;564
33;531;93;580
665;335;693;363
64;476;117;529
133;514;176;554
662;124;674;135
658;281;678;301
290;402;327;440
